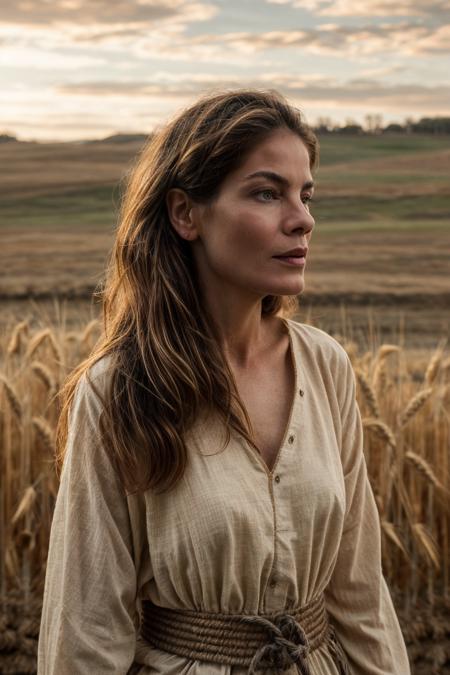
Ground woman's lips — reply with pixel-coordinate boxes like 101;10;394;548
273;255;306;266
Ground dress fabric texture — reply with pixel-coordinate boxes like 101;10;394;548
37;318;411;675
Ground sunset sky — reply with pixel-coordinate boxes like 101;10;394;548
2;0;449;141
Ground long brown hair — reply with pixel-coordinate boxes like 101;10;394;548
55;89;319;495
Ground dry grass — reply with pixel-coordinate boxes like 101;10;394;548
343;331;450;616
0;310;449;672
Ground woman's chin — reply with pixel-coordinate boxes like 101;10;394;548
270;280;306;296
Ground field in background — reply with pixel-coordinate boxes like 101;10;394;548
1;133;449;350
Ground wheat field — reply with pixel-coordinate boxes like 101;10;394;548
0;311;449;674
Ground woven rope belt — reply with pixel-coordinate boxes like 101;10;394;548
140;592;350;674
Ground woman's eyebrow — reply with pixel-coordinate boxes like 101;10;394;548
243;170;314;191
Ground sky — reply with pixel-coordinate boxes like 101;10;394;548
2;0;450;142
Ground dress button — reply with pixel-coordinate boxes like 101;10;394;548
299;389;304;397
288;434;295;444
274;475;280;483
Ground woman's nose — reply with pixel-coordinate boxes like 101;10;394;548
284;199;315;235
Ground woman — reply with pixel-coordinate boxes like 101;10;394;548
37;89;410;674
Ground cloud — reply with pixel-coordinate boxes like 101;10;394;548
159;22;450;58
267;0;450;19
0;1;220;68
5;21;447;62
2;2;447;63
410;24;450;54
357;65;407;78
55;73;450;112
0;0;217;29
56;75;246;98
0;0;220;68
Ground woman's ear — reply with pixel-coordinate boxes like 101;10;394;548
166;188;199;241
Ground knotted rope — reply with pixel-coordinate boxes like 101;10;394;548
140;593;350;674
240;613;311;674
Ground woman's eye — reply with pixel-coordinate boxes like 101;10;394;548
256;188;277;201
302;194;313;208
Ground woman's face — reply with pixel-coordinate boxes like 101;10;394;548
190;127;315;301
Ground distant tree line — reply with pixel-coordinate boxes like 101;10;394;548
313;115;450;135
2;116;450;144
0;133;18;143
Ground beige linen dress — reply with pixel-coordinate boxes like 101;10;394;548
37;318;411;675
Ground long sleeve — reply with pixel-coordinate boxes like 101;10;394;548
38;366;139;674
324;350;411;675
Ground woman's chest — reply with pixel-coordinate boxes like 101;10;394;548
143;387;345;574
230;338;296;470
232;352;295;472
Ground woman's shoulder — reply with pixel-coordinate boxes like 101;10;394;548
285;317;348;356
284;317;352;376
73;353;116;411
86;352;115;386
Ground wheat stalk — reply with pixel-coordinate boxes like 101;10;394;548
24;329;50;359
11;487;37;526
372;345;400;400
32;416;56;455
412;522;440;570
362;417;397;449
398;387;433;428
30;361;57;396
381;520;409;559
0;373;23;421
424;343;446;387
376;345;400;361
405;451;445;492
372;361;387;399
24;329;63;365
4;546;19;578
356;369;380;418
6;320;29;357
